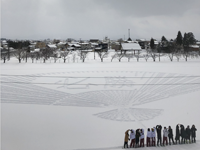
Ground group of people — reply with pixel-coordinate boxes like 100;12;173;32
124;124;197;148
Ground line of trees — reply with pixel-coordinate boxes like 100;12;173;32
1;31;199;63
148;31;198;62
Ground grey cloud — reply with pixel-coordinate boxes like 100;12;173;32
1;0;200;40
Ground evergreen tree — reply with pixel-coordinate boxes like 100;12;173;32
150;38;155;49
183;32;196;48
176;31;183;46
161;36;167;42
182;32;196;61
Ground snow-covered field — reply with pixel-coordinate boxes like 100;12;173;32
1;53;200;150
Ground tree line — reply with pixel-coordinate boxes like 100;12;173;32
1;31;199;63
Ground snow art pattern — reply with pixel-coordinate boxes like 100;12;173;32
1;71;200;122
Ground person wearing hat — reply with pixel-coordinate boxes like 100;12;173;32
130;129;135;148
124;129;130;148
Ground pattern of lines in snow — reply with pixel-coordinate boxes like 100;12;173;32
93;108;163;121
56;90;136;107
1;76;71;105
1;71;200;107
1;71;200;122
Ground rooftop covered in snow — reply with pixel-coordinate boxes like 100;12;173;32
121;43;142;51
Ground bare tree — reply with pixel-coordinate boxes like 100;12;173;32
134;50;141;62
14;49;25;63
1;48;8;63
148;49;158;62
41;48;53;63
143;53;150;62
174;50;182;62
61;49;70;63
53;53;59;63
111;52;118;62
96;50;109;62
78;50;90;63
30;51;36;63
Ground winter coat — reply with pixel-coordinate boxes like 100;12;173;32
191;127;197;137
124;130;129;142
175;125;180;140
185;127;191;139
168;128;173;138
151;127;156;138
163;129;168;137
135;129;141;142
130;129;135;140
147;131;152;138
156;125;162;138
140;129;144;139
180;125;186;138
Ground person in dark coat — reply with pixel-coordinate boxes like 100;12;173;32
191;125;197;143
185;125;191;143
175;124;180;144
168;126;175;145
180;124;186;144
156;125;162;146
135;129;141;148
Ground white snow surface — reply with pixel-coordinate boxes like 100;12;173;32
1;53;200;150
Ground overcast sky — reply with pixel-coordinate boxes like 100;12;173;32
1;0;200;41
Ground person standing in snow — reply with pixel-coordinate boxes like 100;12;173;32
191;125;197;143
140;129;145;147
156;125;162;146
168;126;175;145
151;127;156;146
146;128;152;147
180;124;186;144
175;124;180;144
135;129;141;148
124;129;130;148
185;125;191;143
130;129;135;148
163;127;168;146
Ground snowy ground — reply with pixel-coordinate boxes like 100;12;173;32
1;53;200;150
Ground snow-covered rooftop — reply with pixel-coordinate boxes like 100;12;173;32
121;43;141;50
190;45;199;48
68;43;81;47
34;48;40;52
47;44;57;48
91;43;99;46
